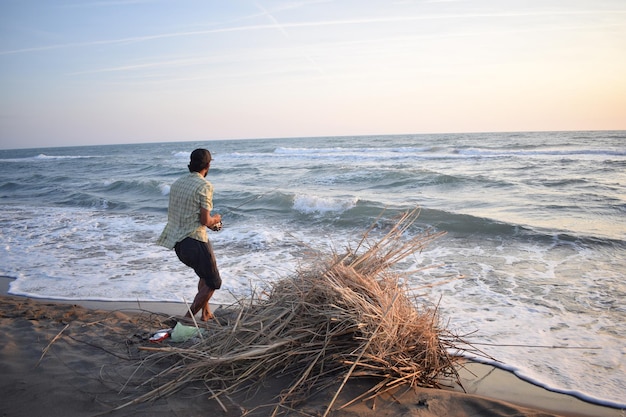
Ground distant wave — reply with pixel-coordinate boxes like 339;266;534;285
418;207;625;245
172;151;191;158
310;201;626;245
58;191;118;210
274;146;433;154
214;184;626;244
0;154;99;162
273;146;436;157
34;154;92;160
323;204;535;238
457;148;626;158
232;146;626;163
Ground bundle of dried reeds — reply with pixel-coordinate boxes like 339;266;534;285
122;208;464;414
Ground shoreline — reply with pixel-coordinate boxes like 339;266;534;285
1;276;622;417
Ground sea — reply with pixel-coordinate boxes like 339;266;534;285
0;131;624;408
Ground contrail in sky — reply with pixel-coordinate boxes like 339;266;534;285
2;9;624;56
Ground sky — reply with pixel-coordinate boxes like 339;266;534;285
1;0;625;149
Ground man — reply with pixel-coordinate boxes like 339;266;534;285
157;148;222;321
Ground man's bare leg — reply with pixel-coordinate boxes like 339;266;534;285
197;278;215;320
185;279;215;321
201;291;214;321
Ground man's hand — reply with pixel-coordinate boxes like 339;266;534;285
206;211;222;231
201;208;221;230
209;220;223;232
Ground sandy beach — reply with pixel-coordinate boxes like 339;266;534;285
0;276;622;417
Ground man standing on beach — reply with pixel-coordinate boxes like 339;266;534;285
157;149;222;321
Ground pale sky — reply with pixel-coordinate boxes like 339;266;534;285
1;0;625;149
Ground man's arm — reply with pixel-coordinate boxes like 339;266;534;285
200;207;221;228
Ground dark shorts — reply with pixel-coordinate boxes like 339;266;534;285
174;237;222;289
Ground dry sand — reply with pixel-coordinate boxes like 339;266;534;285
1;277;622;417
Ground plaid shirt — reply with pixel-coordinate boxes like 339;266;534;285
157;172;214;249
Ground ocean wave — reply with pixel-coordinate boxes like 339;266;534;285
0;154;100;163
456;148;626;158
405;207;625;245
214;186;625;244
34;154;93;160
265;144;626;159
284;197;620;245
463;357;626;410
293;194;359;215
172;151;191;158
58;191;120;210
159;183;170;196
274;145;433;155
0;181;19;192
225;145;626;165
220;191;360;217
39;179;171;213
101;179;166;196
272;146;450;162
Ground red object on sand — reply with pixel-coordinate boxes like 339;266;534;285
149;329;171;343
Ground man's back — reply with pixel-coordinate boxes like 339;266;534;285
157;172;213;249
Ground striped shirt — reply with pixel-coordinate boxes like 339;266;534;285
157;172;214;249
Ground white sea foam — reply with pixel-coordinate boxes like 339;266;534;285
33;154;98;160
159;183;170;195
457;147;626;159
293;194;358;214
0;205;307;304
0;154;98;162
406;233;626;408
172;151;190;158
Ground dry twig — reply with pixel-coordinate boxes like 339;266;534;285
37;323;70;367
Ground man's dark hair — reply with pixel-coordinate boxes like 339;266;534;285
188;149;212;172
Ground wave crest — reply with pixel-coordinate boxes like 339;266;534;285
293;194;358;215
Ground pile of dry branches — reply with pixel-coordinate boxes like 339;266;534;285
122;209;465;415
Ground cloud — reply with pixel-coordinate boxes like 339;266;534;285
2;8;624;56
255;1;291;38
